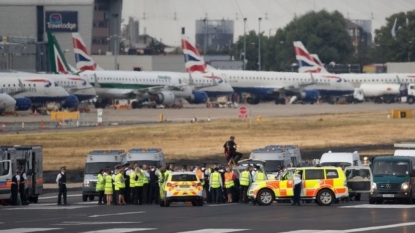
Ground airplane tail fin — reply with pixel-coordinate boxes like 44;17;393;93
72;33;102;71
181;35;207;73
47;32;73;74
310;54;329;73
293;41;328;73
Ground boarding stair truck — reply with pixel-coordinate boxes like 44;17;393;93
82;150;127;202
344;166;373;201
394;142;415;156
126;148;165;167
267;145;302;167
13;145;43;203
249;146;292;180
319;151;362;167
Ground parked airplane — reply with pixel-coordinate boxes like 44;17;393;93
182;35;354;104
71;33;233;100
0;93;16;115
293;41;409;103
0;76;69;112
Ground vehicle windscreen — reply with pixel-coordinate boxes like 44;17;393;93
264;161;284;172
85;162;120;174
372;161;409;176
320;162;352;167
171;174;197;182
128;160;160;167
345;169;371;180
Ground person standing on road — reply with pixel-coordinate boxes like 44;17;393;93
116;168;126;205
96;169;105;205
56;166;69;206
292;171;303;206
239;166;252;204
224;166;235;203
148;166;159;205
124;163;131;204
141;164;150;204
209;168;223;204
104;168;113;205
254;166;266;182
136;167;144;205
10;170;21;206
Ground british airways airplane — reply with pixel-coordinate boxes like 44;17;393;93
66;33;233;108
182;35;354;104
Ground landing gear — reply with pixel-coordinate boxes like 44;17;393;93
131;100;143;109
247;97;260;105
274;98;286;105
94;99;109;109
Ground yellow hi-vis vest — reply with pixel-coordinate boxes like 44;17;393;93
142;170;148;184
224;172;234;188
104;175;112;192
96;173;105;191
240;171;250;186
115;173;125;189
129;171;136;188
256;172;266;181
135;171;144;187
211;172;221;188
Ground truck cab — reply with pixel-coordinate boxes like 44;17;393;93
369;155;415;204
0;159;14;200
249;146;292;178
126;148;165;167
82;150;127;202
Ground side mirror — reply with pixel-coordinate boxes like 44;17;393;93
80;172;84;178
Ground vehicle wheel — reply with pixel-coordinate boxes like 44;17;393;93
89;195;95;201
408;97;414;104
355;194;361;201
316;189;335;206
256;189;274;206
369;198;375;204
165;198;170;207
82;195;88;202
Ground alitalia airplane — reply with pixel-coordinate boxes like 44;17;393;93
182;35;355;104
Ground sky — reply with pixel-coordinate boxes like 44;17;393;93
122;0;415;47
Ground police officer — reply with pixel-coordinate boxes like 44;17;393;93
18;167;28;205
96;169;105;205
141;164;150;204
129;166;137;205
148;165;159;204
292;171;303;206
254;166;266;182
56;166;69;206
239;166;252;204
224;136;243;163
11;170;21;205
209;168;223;204
124;163;131;204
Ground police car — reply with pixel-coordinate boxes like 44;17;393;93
159;171;204;207
248;166;349;206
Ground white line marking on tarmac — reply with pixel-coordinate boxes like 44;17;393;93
0;228;61;233
81;229;156;233
340;204;415;209
278;231;344;233
207;203;238;207
54;221;139;226
39;194;81;200
177;229;250;233
344;221;415;232
89;211;145;218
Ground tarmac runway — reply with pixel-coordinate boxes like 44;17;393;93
2;190;415;233
1;102;413;125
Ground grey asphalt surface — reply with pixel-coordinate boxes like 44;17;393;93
1;190;415;233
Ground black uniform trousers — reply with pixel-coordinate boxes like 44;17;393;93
203;182;211;203
293;183;302;205
142;183;149;204
58;183;67;205
210;187;222;204
136;186;143;204
239;185;249;203
131;186;137;204
11;184;18;205
98;190;105;204
149;182;159;204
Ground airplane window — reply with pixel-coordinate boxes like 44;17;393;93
8;84;10;87
34;84;36;87
29;84;31;87
13;84;15;87
54;82;59;86
23;84;26;87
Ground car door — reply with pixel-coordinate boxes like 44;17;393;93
303;169;324;197
0;160;12;199
344;166;372;193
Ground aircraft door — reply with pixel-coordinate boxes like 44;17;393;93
0;160;12;199
221;74;227;83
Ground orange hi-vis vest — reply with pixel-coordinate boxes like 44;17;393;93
224;172;234;188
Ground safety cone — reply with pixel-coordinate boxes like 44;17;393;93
21;122;25;130
207;116;211;122
2;123;5;132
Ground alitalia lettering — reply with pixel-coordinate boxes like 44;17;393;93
157;75;171;80
47;22;77;30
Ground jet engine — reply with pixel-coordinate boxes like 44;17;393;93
62;94;80;110
186;91;208;104
151;91;175;105
15;98;32;111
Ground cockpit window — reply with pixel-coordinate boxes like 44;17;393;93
54;82;59;87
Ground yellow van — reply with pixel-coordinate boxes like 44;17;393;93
248;167;348;206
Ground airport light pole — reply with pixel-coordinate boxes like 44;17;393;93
203;18;207;57
258;17;262;71
243;18;247;70
113;13;119;70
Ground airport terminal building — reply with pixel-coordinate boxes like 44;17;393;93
0;0;122;71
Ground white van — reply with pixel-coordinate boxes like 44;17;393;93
319;151;362;167
394;150;415;157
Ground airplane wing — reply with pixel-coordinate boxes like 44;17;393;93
261;73;317;93
188;72;218;90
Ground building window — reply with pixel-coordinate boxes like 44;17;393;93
349;29;354;36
